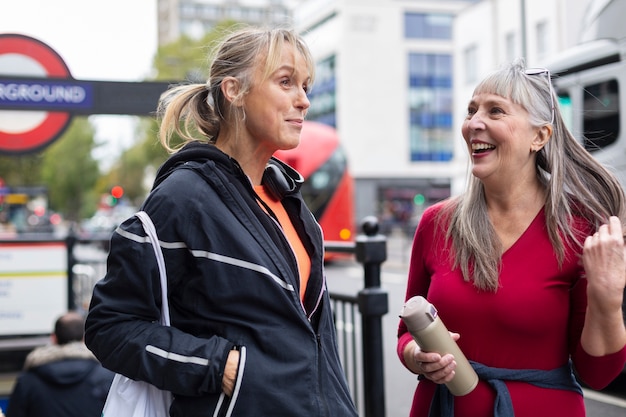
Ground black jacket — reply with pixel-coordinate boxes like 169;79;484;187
85;143;357;417
6;342;114;417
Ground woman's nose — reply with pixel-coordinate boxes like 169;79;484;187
466;112;485;130
296;89;310;110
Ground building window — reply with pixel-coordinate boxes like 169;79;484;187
307;55;337;127
408;53;453;161
404;13;453;39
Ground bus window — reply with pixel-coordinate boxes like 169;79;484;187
556;92;573;133
301;145;347;219
583;79;619;152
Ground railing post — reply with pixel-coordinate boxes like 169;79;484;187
65;225;77;311
355;216;388;417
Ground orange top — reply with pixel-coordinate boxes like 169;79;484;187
254;185;311;301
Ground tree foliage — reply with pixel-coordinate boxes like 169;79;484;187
0;153;45;186
102;20;241;205
40;117;99;221
1;20;243;226
0;118;99;222
92;118;167;208
154;20;240;82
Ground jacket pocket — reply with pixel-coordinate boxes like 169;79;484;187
219;345;247;417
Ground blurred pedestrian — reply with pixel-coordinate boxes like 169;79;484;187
85;26;358;416
6;311;114;417
397;59;626;417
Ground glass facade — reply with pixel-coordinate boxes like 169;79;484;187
408;53;454;161
405;11;454;161
307;55;337;127
404;13;453;39
305;9;463;167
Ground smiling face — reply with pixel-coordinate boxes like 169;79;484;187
240;42;311;158
461;92;546;184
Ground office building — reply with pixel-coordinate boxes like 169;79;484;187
295;0;478;232
157;0;301;45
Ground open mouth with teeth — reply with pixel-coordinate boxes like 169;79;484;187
471;143;495;154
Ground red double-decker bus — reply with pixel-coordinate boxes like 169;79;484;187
274;121;355;257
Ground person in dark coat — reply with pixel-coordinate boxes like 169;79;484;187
84;26;358;417
6;311;114;417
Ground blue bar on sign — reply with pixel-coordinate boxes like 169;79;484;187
0;79;93;110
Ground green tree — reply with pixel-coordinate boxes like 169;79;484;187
154;20;239;82
106;132;165;205
95;118;168;207
0;154;45;186
1;22;243;224
101;20;241;203
40;117;99;221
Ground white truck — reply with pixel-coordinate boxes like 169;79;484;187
545;0;626;345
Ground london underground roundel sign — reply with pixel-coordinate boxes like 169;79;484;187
0;34;74;154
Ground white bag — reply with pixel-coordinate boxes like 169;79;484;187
101;211;173;417
102;374;172;417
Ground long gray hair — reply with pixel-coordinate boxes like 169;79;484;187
441;59;626;291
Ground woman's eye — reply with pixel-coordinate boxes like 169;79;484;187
490;107;504;115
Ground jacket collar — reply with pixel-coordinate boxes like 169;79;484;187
153;141;304;197
153;142;235;190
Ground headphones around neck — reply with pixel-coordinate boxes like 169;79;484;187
262;163;296;200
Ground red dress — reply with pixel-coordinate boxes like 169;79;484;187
397;202;626;417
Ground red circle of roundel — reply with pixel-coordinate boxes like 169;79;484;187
0;33;74;154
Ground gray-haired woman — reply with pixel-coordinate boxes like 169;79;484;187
398;59;626;417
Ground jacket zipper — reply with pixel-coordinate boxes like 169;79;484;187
317;333;330;417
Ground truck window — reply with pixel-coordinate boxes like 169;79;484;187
556;92;573;132
583;79;619;152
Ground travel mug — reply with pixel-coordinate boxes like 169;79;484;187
400;296;478;396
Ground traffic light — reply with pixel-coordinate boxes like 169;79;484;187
108;185;124;206
413;193;425;206
111;185;124;199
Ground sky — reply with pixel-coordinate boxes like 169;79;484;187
0;0;158;168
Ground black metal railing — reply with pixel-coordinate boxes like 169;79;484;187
329;292;361;410
325;216;388;417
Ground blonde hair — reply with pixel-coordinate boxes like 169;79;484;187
443;59;626;291
157;26;315;153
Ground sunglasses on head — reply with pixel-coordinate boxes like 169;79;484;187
525;67;555;125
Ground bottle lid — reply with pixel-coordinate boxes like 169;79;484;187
399;296;437;332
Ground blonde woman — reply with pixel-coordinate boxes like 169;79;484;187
86;27;357;417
